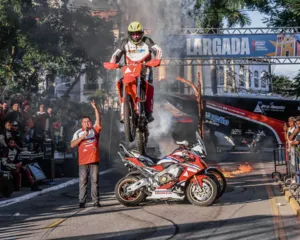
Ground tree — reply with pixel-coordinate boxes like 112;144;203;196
272;74;293;93
0;1;114;97
292;73;300;98
256;0;300;27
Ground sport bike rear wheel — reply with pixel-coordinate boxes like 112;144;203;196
206;168;227;199
115;176;146;207
124;93;136;142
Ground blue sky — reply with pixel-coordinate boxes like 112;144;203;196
248;11;300;79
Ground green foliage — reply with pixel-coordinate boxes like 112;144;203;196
191;0;252;28
251;0;300;27
292;73;300;98
272;75;292;89
0;0;114;93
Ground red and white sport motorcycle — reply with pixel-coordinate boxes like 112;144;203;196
115;139;219;207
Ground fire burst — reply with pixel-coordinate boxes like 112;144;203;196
220;163;253;178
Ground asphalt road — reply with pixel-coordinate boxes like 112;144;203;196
0;154;299;240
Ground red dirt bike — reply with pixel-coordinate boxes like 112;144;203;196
104;59;160;154
115;143;219;207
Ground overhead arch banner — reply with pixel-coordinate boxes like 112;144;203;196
163;33;300;58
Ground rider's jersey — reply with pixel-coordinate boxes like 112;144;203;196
110;37;162;64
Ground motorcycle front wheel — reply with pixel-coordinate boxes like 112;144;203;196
186;176;218;206
136;129;148;155
114;176;146;207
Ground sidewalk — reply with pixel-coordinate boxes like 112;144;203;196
0;177;77;208
0;161;113;208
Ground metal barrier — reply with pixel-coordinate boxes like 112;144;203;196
272;144;288;179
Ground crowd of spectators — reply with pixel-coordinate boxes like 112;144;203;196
284;117;300;179
0;93;96;192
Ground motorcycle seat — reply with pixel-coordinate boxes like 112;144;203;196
139;154;161;166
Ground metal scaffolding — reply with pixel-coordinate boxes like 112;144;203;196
171;27;300;35
160;58;300;66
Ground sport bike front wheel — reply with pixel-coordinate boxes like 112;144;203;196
186;176;218;206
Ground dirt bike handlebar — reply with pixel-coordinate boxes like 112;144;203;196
103;59;160;70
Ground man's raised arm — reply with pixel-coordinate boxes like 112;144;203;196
91;100;101;128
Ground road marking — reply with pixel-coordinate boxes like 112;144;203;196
44;219;66;229
0;169;113;208
265;178;287;240
259;160;287;240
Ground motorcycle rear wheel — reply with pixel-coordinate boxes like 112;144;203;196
124;94;136;142
206;168;227;199
115;176;146;207
186;177;217;206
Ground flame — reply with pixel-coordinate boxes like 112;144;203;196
220;163;253;178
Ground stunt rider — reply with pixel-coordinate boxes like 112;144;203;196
110;21;162;123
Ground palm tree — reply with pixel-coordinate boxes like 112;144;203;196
189;0;252;94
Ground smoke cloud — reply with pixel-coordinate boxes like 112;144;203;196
148;102;178;157
108;0;182;41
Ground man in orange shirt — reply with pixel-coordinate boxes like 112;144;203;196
71;100;102;208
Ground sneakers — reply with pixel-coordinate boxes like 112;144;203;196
79;202;85;208
93;202;101;208
79;202;101;208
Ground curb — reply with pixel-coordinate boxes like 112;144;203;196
277;180;300;221
0;168;113;208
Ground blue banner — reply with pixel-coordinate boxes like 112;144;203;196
163;34;300;58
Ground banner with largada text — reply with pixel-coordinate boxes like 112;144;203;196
164;34;300;58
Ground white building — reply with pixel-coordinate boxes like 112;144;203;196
155;63;271;96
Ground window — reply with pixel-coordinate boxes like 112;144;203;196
219;67;224;85
239;67;245;87
254;71;259;88
248;71;252;88
261;77;267;88
226;70;232;86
